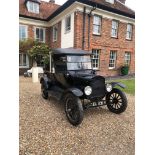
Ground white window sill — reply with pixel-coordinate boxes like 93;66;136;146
65;30;71;34
109;67;115;70
53;39;57;42
126;38;132;40
111;36;118;38
93;33;101;36
19;66;29;69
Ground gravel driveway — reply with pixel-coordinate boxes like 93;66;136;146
19;77;135;155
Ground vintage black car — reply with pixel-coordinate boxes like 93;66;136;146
40;48;127;126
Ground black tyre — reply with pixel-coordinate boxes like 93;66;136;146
106;88;127;114
64;93;84;126
41;82;48;100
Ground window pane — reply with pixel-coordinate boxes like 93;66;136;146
40;29;43;42
126;24;132;39
30;2;33;11
23;54;27;66
93;25;100;34
109;51;117;68
111;21;118;37
19;26;26;40
65;16;71;31
36;28;39;39
94;16;100;25
19;54;22;66
92;49;100;69
93;16;101;34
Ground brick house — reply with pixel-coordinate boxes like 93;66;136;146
19;0;135;76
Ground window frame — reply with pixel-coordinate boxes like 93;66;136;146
126;23;133;40
19;25;28;41
109;51;117;69
93;15;102;35
111;20;119;38
65;15;71;33
19;53;29;68
27;1;39;14
124;52;131;66
53;25;58;42
34;27;46;43
92;49;100;70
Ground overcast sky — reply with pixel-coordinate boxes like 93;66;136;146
43;0;135;10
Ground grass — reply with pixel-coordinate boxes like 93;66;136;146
108;79;135;95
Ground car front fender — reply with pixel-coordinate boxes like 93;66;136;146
40;75;49;89
65;88;83;97
110;82;126;89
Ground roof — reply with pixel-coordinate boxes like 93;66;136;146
19;0;60;21
52;48;92;55
90;0;134;16
19;0;135;21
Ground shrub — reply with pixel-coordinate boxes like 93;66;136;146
121;66;129;76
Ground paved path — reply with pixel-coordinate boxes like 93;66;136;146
19;77;135;155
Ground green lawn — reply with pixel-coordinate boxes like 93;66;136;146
108;79;135;95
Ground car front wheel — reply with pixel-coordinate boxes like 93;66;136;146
106;88;127;114
64;93;84;126
41;82;48;100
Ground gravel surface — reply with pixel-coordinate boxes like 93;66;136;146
19;77;135;155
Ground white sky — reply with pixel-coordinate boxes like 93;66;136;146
43;0;135;10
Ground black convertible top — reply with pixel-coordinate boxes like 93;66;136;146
51;48;92;55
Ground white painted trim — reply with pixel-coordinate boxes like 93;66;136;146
19;17;48;27
75;2;135;24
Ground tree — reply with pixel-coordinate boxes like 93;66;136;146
28;42;50;66
19;39;35;53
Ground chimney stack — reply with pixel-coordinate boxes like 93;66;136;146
49;0;55;3
118;0;126;4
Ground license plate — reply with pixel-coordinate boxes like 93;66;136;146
92;101;104;106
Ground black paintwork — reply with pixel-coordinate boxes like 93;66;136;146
40;48;124;102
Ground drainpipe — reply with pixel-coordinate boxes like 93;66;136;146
88;6;96;51
82;6;86;50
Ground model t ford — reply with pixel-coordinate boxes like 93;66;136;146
40;48;127;126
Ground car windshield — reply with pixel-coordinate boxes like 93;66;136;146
67;55;92;70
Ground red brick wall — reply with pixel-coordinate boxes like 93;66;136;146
74;11;135;76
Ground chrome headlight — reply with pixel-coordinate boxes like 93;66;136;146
84;86;92;96
106;84;112;92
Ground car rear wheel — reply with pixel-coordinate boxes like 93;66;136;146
41;82;48;100
106;88;127;114
64;93;84;126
